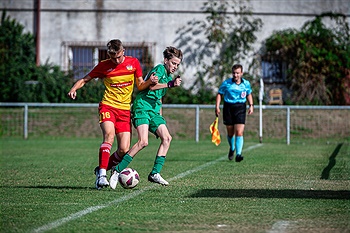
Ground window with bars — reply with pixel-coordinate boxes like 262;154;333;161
63;42;155;80
262;61;287;84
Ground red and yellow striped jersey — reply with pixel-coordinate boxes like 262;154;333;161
88;56;143;110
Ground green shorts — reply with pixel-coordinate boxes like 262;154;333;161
132;97;166;135
132;110;166;135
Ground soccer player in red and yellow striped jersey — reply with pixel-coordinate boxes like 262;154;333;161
68;39;158;190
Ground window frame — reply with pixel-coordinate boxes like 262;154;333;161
261;60;287;84
62;41;155;79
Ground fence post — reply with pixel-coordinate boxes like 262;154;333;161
286;107;290;145
24;104;28;139
195;105;199;142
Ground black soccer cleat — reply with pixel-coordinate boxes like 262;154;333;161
235;154;244;162
228;149;234;161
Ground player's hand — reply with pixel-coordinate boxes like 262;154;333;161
248;105;254;115
67;90;77;100
167;75;181;88
149;72;158;84
174;75;182;87
215;108;220;117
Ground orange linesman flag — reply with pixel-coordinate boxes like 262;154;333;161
210;117;221;146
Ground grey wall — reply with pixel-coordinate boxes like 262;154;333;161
1;0;349;85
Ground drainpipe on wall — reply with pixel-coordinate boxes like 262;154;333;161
34;0;41;66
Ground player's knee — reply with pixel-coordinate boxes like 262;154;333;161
104;134;115;144
137;139;149;149
118;148;128;156
162;135;172;145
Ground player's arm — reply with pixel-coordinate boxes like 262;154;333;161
135;72;158;91
67;75;94;100
215;94;222;117
247;93;254;115
149;75;181;91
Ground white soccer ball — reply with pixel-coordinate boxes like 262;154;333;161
118;168;140;189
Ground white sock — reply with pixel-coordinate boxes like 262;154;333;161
99;168;107;176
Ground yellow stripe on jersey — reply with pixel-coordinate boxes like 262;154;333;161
101;74;135;110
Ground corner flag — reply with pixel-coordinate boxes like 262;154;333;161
209;117;221;146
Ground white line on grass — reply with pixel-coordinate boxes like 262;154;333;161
267;220;296;233
32;144;263;233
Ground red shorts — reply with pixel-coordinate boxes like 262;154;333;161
98;103;131;134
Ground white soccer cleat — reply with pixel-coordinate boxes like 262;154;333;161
94;167;109;190
109;169;119;190
148;173;169;186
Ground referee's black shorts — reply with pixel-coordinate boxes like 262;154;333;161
222;102;247;125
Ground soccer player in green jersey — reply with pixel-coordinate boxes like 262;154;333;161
109;46;183;188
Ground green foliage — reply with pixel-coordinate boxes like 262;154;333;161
162;87;193;104
163;86;216;104
174;0;263;103
19;63;75;102
72;78;105;103
262;13;350;105
0;11;74;103
0;11;36;102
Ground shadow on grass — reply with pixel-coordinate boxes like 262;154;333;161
1;185;96;190
320;143;343;180
189;189;350;200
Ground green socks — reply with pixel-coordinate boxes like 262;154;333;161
150;156;166;175
115;154;166;175
115;154;133;172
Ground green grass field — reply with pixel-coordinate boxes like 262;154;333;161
1;138;349;233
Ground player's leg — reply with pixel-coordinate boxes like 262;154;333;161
112;124;149;173
148;123;171;186
128;124;150;157
107;130;130;169
95;121;115;189
109;109;133;189
107;108;132;171
226;125;235;160
115;131;132;169
109;131;133;189
234;124;245;162
107;150;124;171
223;102;235;160
232;103;247;162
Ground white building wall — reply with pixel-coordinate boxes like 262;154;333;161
1;0;349;85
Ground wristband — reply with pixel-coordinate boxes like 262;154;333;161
167;80;175;88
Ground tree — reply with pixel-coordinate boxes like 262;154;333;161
0;11;99;103
0;11;37;102
174;0;263;103
261;13;350;105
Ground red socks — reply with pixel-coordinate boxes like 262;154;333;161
99;142;112;170
107;151;123;170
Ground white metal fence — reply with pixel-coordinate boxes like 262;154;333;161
0;103;349;144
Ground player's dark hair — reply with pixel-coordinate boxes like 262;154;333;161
107;39;124;53
232;64;243;72
163;46;183;61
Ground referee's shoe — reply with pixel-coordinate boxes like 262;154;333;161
228;149;234;161
235;154;244;162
